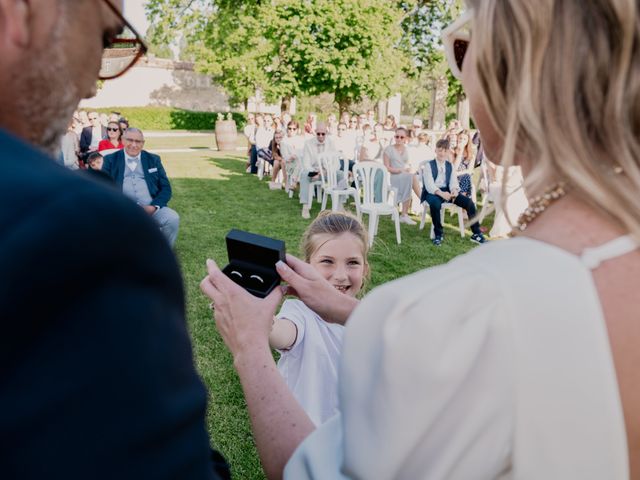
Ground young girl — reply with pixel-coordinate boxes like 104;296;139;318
269;211;369;426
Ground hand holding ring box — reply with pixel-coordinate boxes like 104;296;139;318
222;229;286;298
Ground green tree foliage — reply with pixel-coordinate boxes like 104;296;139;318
146;0;408;112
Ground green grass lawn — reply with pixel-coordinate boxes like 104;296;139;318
145;135;492;479
145;132;248;151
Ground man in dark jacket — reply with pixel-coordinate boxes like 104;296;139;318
103;128;180;246
0;1;228;478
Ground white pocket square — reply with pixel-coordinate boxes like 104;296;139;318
148;167;158;173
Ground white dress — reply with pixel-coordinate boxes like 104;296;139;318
285;236;636;479
277;299;344;426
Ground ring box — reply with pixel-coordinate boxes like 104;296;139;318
223;229;286;298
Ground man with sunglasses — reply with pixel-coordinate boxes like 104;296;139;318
299;123;337;218
0;1;229;478
80;111;108;161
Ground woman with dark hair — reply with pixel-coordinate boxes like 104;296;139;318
268;130;285;190
98;121;123;152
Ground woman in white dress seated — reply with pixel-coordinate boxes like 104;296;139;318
201;0;640;478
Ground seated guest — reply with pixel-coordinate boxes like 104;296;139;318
79;111;106;161
281;120;305;193
98;122;123;152
85;152;113;185
333;122;356;173
452;129;475;197
300;123;336;219
86;152;104;171
421;139;487;246
102;128;180;247
268;130;285;190
60;120;80;170
254;114;274;175
383;127;422;225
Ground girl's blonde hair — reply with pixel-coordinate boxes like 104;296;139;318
301;211;369;263
468;0;640;237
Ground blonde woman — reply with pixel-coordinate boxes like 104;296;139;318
201;1;640;478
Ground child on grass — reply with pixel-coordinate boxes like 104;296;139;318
269;211;369;425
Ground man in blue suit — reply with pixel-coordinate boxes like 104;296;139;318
0;0;227;478
103;128;180;246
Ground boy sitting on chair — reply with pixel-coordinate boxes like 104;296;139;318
421;139;487;246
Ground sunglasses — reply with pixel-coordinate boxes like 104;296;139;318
316;132;326;136
394;136;406;140
287;127;297;131
99;0;148;80
107;127;120;131
442;10;472;80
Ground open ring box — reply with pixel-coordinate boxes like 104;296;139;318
223;229;286;298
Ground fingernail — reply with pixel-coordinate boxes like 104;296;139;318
276;260;288;271
206;259;214;267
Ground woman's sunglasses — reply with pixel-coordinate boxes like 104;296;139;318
442;10;473;80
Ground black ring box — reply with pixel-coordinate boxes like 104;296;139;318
223;229;286;298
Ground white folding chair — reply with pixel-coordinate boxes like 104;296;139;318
478;160;499;223
354;161;401;247
320;153;361;217
417;160;465;238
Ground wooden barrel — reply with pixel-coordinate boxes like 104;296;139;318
215;120;238;151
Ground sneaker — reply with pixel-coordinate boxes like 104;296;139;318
432;235;443;246
470;233;488;244
245;167;251;173
302;205;311;219
400;215;417;225
268;181;282;190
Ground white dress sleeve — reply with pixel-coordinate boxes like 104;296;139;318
286;258;514;479
276;299;307;351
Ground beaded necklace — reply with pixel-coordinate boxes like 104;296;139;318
513;182;568;233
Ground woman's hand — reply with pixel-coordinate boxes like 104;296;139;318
200;259;283;360
276;254;359;325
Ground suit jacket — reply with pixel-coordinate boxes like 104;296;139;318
0;128;228;479
102;149;173;208
79;125;107;153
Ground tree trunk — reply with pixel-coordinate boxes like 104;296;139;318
280;96;292;114
457;96;470;129
337;98;351;118
430;74;448;131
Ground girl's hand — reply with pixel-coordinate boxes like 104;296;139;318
200;259;284;360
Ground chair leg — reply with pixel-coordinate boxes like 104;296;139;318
321;191;328;210
393;212;402;244
331;192;340;211
420;202;427;230
367;213;377;247
457;208;465;237
352;193;362;220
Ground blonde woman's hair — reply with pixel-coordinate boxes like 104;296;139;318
467;0;640;236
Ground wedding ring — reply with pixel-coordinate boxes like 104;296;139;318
230;270;243;278
250;275;264;283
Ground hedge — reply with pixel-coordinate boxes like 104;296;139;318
91;107;247;131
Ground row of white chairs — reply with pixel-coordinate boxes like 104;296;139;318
259;152;476;248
